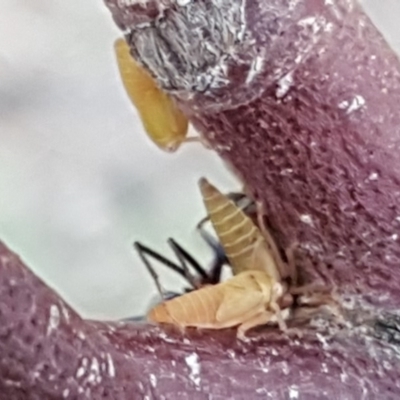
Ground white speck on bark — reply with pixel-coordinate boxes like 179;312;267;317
246;55;264;84
227;349;236;359
276;72;294;98
185;352;201;387
76;357;88;379
149;373;157;388
316;332;330;350
47;305;60;336
106;353;116;377
340;95;366;114
281;361;290;375
281;168;293;176
289;386;299;399
86;357;101;385
300;214;313;225
368;172;379;181
59;301;70;323
62;389;70;398
4;380;22;387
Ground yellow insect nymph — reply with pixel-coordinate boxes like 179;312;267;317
114;38;189;152
148;270;286;339
198;177;288;282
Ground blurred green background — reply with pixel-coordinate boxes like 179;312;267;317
0;0;399;320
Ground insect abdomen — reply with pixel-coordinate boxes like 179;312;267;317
114;38;188;152
148;285;224;327
199;178;262;274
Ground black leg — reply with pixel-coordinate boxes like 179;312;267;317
133;241;187;299
167;238;207;288
196;225;228;284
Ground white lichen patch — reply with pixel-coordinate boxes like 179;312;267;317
391;234;398;241
47;305;60;336
185;352;201;387
62;389;70;398
149;373;157;388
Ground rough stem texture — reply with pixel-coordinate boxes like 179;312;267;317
1;241;400;399
2;0;400;398
107;0;400;309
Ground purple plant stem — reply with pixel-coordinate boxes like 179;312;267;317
105;0;400;309
1;240;400;399
2;0;400;398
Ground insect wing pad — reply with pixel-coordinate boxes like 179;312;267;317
215;273;266;322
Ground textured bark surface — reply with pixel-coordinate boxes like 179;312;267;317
2;0;400;398
106;0;400;310
1;241;400;399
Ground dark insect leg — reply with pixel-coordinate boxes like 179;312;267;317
133;241;187;299
167;238;208;288
226;192;256;216
196;227;228;285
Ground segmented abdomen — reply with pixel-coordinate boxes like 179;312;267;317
199;178;263;275
147;284;224;327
